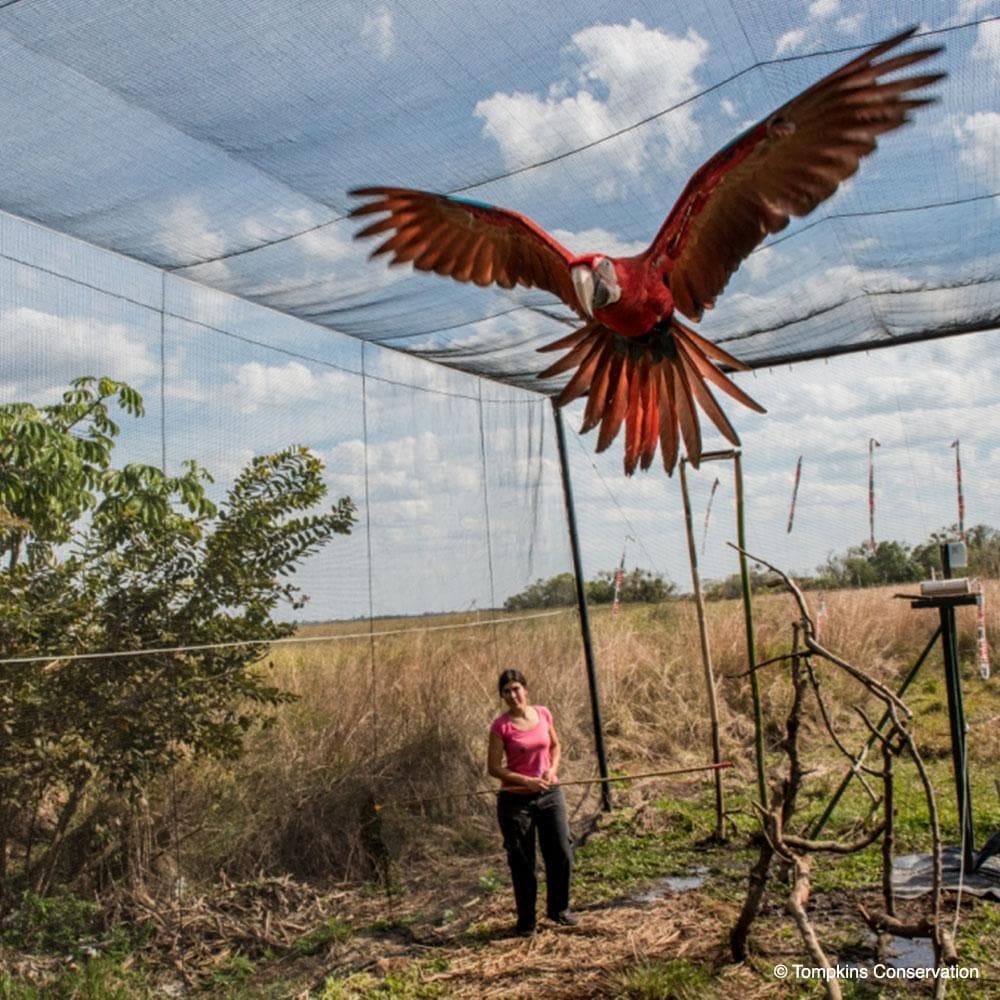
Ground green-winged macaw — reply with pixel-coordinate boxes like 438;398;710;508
351;28;943;475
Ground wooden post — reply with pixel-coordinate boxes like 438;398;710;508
679;458;726;840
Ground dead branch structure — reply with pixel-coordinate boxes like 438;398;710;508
728;547;957;1000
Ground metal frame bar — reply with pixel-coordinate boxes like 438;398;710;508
550;402;611;811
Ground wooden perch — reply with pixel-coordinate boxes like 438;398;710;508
784;822;886;854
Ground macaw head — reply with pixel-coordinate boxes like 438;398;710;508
570;255;621;318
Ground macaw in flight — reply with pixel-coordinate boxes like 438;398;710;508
351;28;943;475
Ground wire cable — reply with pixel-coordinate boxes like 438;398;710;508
0;610;570;669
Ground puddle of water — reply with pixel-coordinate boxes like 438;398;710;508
843;935;935;976
631;867;707;902
884;936;934;970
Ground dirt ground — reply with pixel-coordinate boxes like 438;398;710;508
130;845;999;999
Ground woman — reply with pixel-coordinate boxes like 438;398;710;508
487;669;577;936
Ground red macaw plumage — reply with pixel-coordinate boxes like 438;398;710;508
351;28;943;474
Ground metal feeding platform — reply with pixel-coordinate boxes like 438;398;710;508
895;542;989;871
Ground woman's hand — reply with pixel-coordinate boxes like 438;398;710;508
523;775;551;792
541;767;559;786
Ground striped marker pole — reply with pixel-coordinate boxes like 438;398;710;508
977;589;990;680
787;455;802;534
952;440;965;542
868;438;880;550
701;477;720;555
612;549;625;619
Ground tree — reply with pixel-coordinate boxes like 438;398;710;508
912;524;1000;579
0;377;355;898
818;540;922;589
503;568;675;610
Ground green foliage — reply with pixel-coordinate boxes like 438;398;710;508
319;957;447;999
0;377;355;898
0;954;155;1000
701;524;1000;598
504;567;675;610
612;958;716;1000
820;539;923;588
209;953;256;990
912;524;1000;579
703;567;782;601
0;890;101;954
809;526;1000;590
292;916;352;956
476;868;503;894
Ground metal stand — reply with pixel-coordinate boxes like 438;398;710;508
910;590;977;869
551;402;611;811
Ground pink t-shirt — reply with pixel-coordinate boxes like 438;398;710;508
491;705;553;789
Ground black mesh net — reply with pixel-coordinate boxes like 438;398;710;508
1;0;998;626
0;0;995;394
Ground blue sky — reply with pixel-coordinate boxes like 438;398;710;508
0;0;997;619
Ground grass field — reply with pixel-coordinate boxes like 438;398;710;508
3;581;1000;998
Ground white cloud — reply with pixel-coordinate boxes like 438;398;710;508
836;14;863;34
550;226;647;258
720;97;738;118
959;0;996;17
475;20;708;181
774;29;807;57
0;307;158;397
850;236;880;253
970;18;1000;66
808;0;838;17
952;112;1000;185
742;244;781;282
361;8;395;60
157;199;230;280
220;360;356;415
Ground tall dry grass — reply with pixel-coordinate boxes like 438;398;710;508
170;580;1000;884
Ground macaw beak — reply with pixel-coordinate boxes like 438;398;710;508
571;265;595;318
592;277;613;311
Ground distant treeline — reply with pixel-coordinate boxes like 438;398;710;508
504;524;999;608
504;567;676;610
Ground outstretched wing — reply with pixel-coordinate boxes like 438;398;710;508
647;27;945;321
349;187;581;313
538;319;766;475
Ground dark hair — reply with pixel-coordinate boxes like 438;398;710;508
497;669;528;697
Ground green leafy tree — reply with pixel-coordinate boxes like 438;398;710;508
704;568;782;601
912;524;1000;579
592;567;676;604
0;378;355;898
503;573;577;610
504;568;674;610
818;539;922;588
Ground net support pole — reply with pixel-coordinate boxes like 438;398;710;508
679;457;727;841
550;401;611;811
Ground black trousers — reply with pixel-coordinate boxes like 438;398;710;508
497;786;573;927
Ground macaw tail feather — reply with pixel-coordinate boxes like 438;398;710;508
538;320;765;475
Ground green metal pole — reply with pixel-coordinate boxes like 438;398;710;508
551;402;612;811
732;450;767;807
